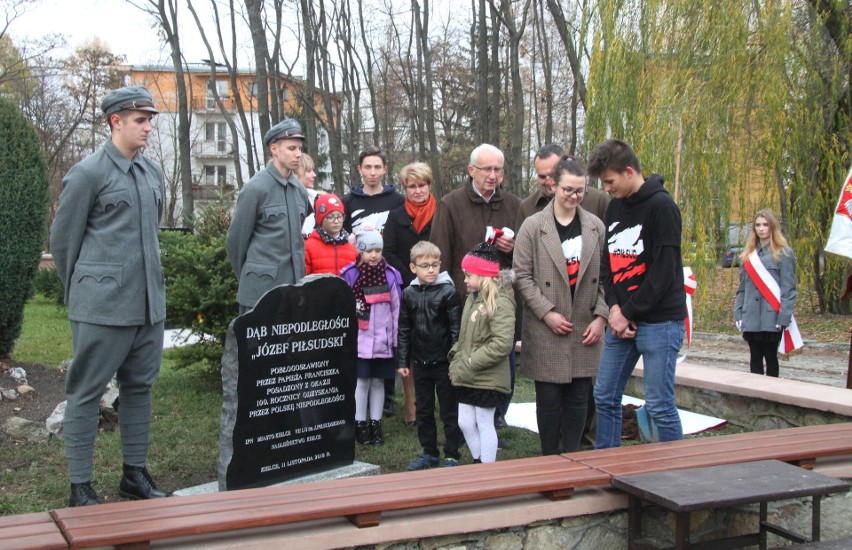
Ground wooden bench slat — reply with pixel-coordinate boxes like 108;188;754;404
0;512;68;550
576;431;852;466
571;426;852;477
59;471;610;547
56;462;606;528
569;428;852;466
52;455;580;523
53;458;610;548
567;423;852;462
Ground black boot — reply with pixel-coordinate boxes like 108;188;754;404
355;421;371;445
69;482;100;507
383;396;395;417
370;419;384;445
119;464;167;500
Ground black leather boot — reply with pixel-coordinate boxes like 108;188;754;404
370;419;384;445
119;464;167;500
69;481;100;507
355;420;371;445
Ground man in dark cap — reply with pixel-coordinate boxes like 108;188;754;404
227;118;311;313
51;85;168;506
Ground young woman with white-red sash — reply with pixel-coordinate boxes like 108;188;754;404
734;209;797;377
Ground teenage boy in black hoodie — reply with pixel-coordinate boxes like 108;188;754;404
397;241;463;469
587;139;687;449
343;146;404;234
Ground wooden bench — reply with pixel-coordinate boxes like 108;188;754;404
50;455;610;549
0;511;68;550
568;422;852;476
6;423;850;549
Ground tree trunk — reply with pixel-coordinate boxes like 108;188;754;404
545;0;587;110
148;0;193;224
245;0;271;162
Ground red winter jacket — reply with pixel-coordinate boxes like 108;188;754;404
305;230;358;275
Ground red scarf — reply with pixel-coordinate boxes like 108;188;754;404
405;194;436;234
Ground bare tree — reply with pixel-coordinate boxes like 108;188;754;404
532;0;553;145
185;0;251;188
545;0;587;111
490;0;531;196
129;0;194;224
357;0;381;147
244;0;272;159
412;0;442;196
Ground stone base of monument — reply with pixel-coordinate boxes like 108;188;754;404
173;461;380;497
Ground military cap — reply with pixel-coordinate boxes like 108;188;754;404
101;86;159;116
263;118;305;147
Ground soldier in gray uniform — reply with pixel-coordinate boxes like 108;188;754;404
51;86;168;506
227;118;311;313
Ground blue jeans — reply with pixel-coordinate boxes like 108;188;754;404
593;320;684;449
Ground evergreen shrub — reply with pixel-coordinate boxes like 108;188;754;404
161;198;238;373
31;267;66;305
0;99;50;357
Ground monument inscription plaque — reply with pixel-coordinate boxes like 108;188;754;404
218;275;357;490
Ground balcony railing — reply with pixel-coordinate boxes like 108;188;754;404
192;182;236;201
192;140;232;157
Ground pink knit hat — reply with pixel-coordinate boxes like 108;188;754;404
461;242;500;277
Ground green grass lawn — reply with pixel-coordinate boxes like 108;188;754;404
12;294;73;366
2;296;545;515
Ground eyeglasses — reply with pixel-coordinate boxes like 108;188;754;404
473;165;505;175
558;185;586;197
324;213;344;222
415;262;441;270
405;182;430;190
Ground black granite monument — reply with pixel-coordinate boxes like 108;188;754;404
218;275;357;490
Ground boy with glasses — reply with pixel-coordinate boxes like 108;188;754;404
397;241;463;468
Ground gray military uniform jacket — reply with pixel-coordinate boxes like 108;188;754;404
734;245;796;332
50;141;166;326
226;163;310;308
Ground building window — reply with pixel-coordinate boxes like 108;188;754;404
249;81;258;97
206;79;229;107
204;165;227;186
281;87;290;102
205;122;228;152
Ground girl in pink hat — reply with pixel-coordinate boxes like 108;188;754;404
448;241;515;463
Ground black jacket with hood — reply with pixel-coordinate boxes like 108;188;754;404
601;174;687;323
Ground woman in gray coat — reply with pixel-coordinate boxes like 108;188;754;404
513;156;609;454
734;209;796;377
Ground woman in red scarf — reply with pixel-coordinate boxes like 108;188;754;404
384;162;437;426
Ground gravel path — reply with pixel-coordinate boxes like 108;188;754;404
684;332;850;389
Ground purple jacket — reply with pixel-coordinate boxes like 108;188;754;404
341;261;402;359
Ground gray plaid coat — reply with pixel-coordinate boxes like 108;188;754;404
513;203;609;383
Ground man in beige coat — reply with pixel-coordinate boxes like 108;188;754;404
513;156;609;455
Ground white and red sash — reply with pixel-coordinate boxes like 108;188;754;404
744;250;803;353
683;267;696;346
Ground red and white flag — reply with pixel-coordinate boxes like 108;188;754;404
744;251;803;354
825;164;852;262
683;267;696;346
